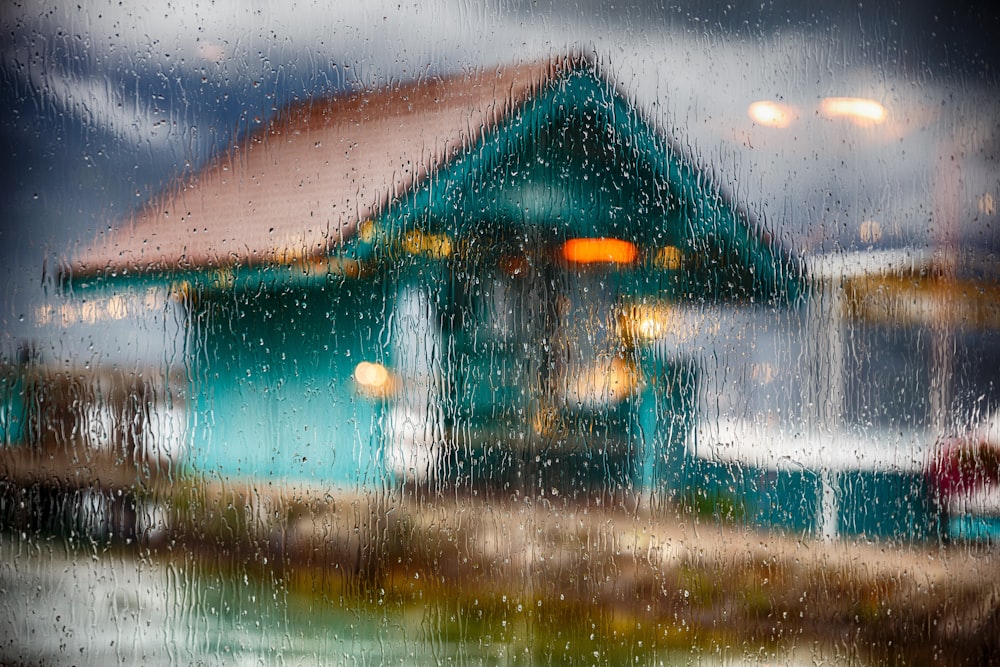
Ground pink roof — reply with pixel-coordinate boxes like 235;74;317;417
69;57;578;277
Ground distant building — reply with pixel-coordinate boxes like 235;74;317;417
64;54;796;499
62;54;1000;540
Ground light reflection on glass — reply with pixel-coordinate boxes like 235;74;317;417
818;97;888;125
747;100;797;128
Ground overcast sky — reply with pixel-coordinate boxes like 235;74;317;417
2;0;998;362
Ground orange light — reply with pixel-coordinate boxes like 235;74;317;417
562;238;638;265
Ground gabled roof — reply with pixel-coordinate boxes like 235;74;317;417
68;57;574;276
65;54;801;301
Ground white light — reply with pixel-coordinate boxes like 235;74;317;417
819;97;887;125
354;361;397;398
355;361;389;388
747;101;797;128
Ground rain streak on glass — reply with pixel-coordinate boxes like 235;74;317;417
2;2;999;666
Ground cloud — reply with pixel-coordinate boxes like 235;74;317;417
4;1;998;255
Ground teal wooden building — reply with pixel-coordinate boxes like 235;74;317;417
71;55;945;532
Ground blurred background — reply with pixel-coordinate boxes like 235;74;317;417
2;2;1000;664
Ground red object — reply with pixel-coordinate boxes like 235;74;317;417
927;435;1000;502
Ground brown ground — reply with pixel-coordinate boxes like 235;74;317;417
160;480;1000;666
3;447;998;664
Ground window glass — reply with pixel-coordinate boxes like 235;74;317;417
3;2;999;665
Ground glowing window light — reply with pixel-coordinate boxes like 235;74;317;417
358;219;378;243
618;302;674;345
35;288;164;326
562;238;638;265
747;101;797;128
561;357;639;409
402;230;452;258
819;97;887;125
653;246;684;271
354;361;396;398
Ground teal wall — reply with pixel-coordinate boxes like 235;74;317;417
186;280;391;486
0;367;25;446
670;458;937;541
182;260;678;493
